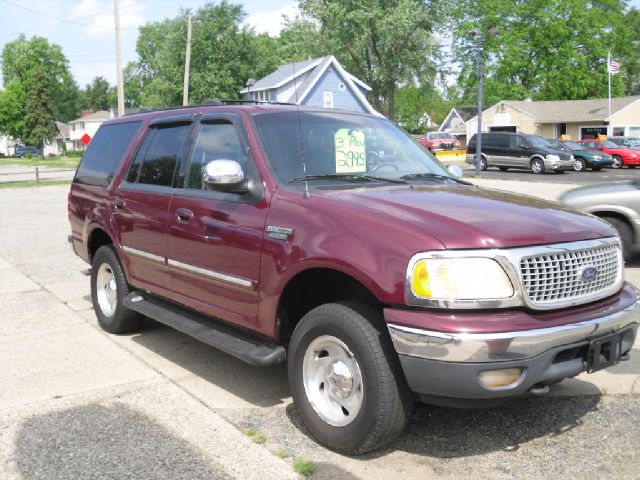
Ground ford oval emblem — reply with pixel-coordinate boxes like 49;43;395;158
581;266;598;281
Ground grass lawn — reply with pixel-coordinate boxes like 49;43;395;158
0;155;80;169
0;179;72;189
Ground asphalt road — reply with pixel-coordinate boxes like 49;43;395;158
1;183;639;480
461;163;640;184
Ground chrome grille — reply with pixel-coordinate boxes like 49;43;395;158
520;243;621;306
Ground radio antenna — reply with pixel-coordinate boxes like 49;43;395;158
292;60;310;199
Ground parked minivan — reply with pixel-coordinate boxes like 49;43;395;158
466;132;574;174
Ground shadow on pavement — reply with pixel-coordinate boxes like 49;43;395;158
130;319;290;408
14;403;230;480
284;388;601;459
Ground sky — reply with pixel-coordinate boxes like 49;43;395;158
0;0;298;88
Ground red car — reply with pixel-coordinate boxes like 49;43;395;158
68;103;637;454
577;139;640;169
417;131;461;152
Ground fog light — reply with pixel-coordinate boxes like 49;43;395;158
478;368;523;389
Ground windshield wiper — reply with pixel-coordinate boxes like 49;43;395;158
400;172;470;185
288;173;406;184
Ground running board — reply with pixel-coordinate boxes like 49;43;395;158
124;292;286;367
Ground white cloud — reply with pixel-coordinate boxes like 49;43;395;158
69;0;147;38
245;2;298;37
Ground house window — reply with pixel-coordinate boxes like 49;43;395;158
337;82;346;91
555;123;567;138
323;91;333;108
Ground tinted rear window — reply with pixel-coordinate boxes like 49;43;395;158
74;122;142;187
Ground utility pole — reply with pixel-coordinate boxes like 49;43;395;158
183;14;192;106
114;0;125;117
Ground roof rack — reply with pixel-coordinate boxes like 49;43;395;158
123;99;296;116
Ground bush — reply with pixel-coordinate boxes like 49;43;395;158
26;152;33;159
65;150;84;157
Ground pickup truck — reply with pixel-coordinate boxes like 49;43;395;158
68;103;639;454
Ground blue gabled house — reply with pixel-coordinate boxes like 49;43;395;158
240;55;379;115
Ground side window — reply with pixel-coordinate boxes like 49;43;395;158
127;124;191;187
510;135;521;149
74;121;142;186
185;122;246;189
493;134;509;148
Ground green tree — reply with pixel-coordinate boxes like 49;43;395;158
23;66;58;157
450;0;631;105
0;80;26;139
277;15;329;62
126;1;281;107
2;35;80;122
619;8;640;95
298;0;442;119
83;76;111;111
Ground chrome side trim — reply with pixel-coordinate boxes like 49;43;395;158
388;298;640;363
405;236;623;310
167;259;254;290
122;246;165;264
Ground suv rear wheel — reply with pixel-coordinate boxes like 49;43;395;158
91;245;143;334
288;302;412;454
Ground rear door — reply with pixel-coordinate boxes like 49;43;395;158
112;115;194;297
166;114;268;329
510;134;530;168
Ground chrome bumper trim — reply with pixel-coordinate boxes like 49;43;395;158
388;299;640;363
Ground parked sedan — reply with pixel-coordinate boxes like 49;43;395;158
577;139;640;169
608;136;640;149
547;139;613;172
14;146;40;157
560;181;640;260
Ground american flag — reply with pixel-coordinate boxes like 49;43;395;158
608;59;621;75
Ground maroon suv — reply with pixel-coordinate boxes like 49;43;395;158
68;103;639;454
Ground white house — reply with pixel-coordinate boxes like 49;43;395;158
0;134;17;157
43;122;73;156
239;55;379;115
68;110;112;150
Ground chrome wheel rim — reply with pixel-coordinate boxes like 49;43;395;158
532;161;542;173
96;263;117;317
613;156;622;168
302;335;364;427
574;160;584;171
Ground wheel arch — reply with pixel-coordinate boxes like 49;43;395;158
589;208;638;243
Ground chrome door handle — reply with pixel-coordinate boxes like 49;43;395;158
176;208;194;222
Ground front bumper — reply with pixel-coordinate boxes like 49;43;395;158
386;284;639;401
545;158;575;170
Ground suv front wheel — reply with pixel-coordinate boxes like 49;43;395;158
531;158;545;174
91;245;142;334
288;302;412;454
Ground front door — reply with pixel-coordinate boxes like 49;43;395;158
166;115;269;329
113;117;193;297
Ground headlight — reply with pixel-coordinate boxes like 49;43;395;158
409;257;514;302
631;154;637;159
545;154;559;161
570;154;575;160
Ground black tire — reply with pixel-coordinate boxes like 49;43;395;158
91;245;143;334
498;166;508;171
573;158;586;172
288;302;412;454
530;158;545;174
602;217;634;262
612;155;623;169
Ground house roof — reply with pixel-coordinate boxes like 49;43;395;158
502;96;640;123
239;55;372;94
55;121;70;139
454;107;477;122
68;110;111;124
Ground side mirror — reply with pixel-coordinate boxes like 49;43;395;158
202;159;246;192
447;164;464;179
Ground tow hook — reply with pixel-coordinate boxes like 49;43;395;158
529;383;550;396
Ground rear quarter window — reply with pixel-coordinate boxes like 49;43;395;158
74;121;142;187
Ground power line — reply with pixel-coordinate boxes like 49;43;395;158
0;0;149;38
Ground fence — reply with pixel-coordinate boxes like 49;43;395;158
0;166;76;185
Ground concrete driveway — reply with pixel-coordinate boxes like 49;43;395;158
1;182;639;479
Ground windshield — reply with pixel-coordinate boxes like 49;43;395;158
602;141;619;148
428;132;452;140
527;136;552;148
548;140;568;151
565;141;585;151
253;111;451;184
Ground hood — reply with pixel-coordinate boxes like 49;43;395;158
319;184;615;249
541;147;573;160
